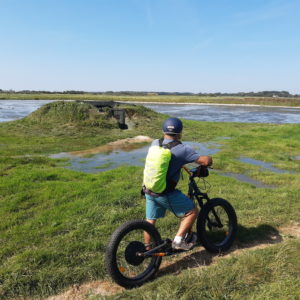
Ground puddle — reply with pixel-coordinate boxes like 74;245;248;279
216;171;273;188
50;140;221;173
295;156;300;160
239;157;295;174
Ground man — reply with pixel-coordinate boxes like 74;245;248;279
143;117;213;250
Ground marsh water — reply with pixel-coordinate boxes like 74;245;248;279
1;100;300;123
50;141;221;173
143;103;300;124
0;100;54;122
239;157;294;174
50;140;294;187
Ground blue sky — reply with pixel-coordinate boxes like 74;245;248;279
1;0;299;93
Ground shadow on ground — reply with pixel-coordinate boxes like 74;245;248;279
158;224;282;278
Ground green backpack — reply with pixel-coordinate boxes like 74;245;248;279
143;138;181;194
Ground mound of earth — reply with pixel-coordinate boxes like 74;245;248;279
26;101;162;129
27;101;119;128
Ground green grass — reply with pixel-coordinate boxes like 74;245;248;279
94;162;113;169
107;240;300;300
0;101;299;299
1;92;300;106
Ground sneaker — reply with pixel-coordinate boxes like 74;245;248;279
184;231;197;244
172;239;195;251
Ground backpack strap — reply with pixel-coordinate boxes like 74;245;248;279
158;137;181;149
158;138;164;147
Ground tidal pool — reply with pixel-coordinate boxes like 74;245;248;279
239;156;295;174
215;171;273;188
50;140;277;188
50;141;221;173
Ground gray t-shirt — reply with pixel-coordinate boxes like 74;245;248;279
151;138;200;186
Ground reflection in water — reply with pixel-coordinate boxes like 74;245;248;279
50;141;221;173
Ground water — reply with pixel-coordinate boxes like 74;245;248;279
1;100;300;124
144;104;300;124
215;172;273;188
0;100;54;122
239;157;294;174
50;141;221;173
50;141;277;187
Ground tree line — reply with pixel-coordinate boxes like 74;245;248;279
0;89;299;98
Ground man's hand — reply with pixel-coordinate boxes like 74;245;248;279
195;156;213;167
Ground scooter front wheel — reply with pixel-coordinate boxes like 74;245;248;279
197;198;237;253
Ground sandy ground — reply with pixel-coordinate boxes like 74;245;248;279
69;136;153;157
46;281;123;300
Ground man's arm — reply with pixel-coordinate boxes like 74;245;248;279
195;156;213;166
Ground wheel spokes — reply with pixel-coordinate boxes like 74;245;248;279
116;229;156;279
205;205;231;246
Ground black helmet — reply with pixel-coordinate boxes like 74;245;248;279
162;117;183;134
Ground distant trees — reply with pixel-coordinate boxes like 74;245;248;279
0;89;299;97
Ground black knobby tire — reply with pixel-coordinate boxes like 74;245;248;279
197;198;237;253
105;219;162;288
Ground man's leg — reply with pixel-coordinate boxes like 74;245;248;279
144;219;156;247
166;190;199;240
175;207;199;237
144;194;166;248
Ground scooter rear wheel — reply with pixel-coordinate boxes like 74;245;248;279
105;219;162;288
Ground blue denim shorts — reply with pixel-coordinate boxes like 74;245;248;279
145;189;195;219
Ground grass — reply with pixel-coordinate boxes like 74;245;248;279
0;101;299;299
107;240;300;300
1;92;300;106
94;162;113;169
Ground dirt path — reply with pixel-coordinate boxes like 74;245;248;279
46;281;124;300
47;223;299;299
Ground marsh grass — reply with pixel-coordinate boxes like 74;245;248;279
0;102;299;299
94;162;113;169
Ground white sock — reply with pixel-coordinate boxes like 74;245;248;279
174;236;183;243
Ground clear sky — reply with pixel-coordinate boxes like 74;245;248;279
1;0;300;93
